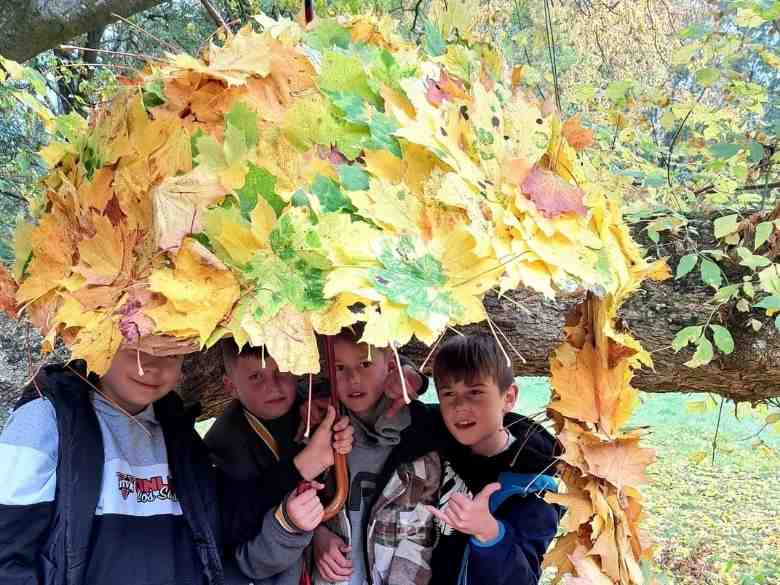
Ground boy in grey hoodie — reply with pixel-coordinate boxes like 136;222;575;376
312;327;443;585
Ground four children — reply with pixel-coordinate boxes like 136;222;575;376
0;329;560;585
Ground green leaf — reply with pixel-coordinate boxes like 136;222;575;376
685;337;714;367
142;79;166;108
423;20;446;57
55;112;88;143
675;253;698;279
702;249;728;260
605;79;634;106
225;102;258;148
679;23;711;39
737;247;772;270
190;128;205;162
311;174;353;213
326;91;368;124
647;228;660;244
319;50;381;109
709;143;740;159
747;141;765;163
713;214;740;239
368;112;402;157
236;163;285;218
754;221;773;250
672;325;703;352
709;325;735;354
304;19;351;51
713;284;740;303
755;295;780;310
695;67;720;87
338;164;370;191
369;235;462;325
699;258;723;288
761;265;780;295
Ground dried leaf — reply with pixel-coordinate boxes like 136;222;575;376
521;165;587;218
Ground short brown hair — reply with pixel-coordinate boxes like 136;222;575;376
221;339;264;372
433;334;514;392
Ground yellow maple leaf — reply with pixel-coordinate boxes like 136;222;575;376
348;177;422;235
310;292;367;335
146;239;240;343
360;301;438;348
204;203;266;267
73;214;125;286
240;304;320;375
165;26;272;86
16;210;75;304
69;314;122;376
152;166;228;252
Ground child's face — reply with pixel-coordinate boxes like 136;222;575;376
101;349;184;415
437;374;517;452
332;337;391;417
225;354;298;420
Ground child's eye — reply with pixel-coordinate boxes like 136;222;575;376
360;361;373;369
335;364;345;372
249;373;262;382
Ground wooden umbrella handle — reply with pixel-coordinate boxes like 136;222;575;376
321;335;349;521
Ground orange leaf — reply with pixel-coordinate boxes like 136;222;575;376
521;165;587;218
581;436;656;491
549;342;600;424
562;115;594;151
73;214;125;286
0;263;18;317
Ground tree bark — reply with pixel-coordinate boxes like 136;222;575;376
0;0;162;62
179;213;780;419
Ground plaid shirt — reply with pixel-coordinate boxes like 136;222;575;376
314;451;442;585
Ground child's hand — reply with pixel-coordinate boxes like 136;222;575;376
384;364;424;418
332;414;353;456
426;482;502;543
294;406;352;480
313;526;353;581
285;482;325;532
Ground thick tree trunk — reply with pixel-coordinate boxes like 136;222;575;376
180;214;780;419
0;0;162;62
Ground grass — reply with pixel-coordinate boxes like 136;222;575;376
510;377;780;585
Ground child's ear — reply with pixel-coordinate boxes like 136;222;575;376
503;383;519;413
222;374;238;398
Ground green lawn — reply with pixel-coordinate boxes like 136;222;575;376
509;377;780;585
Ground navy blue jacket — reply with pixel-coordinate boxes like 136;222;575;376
430;412;561;585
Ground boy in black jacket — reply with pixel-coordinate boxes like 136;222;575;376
427;334;560;585
205;342;355;585
0;347;274;585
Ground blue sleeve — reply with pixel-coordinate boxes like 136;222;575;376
465;495;559;585
0;398;58;584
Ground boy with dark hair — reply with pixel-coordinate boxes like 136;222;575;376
427;333;560;585
0;346;270;585
205;342;355;585
312;326;442;585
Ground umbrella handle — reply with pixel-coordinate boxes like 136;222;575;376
304;0;314;24
321;335;349;521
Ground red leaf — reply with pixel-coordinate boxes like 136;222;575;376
562;115;595;151
521;165;587;218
